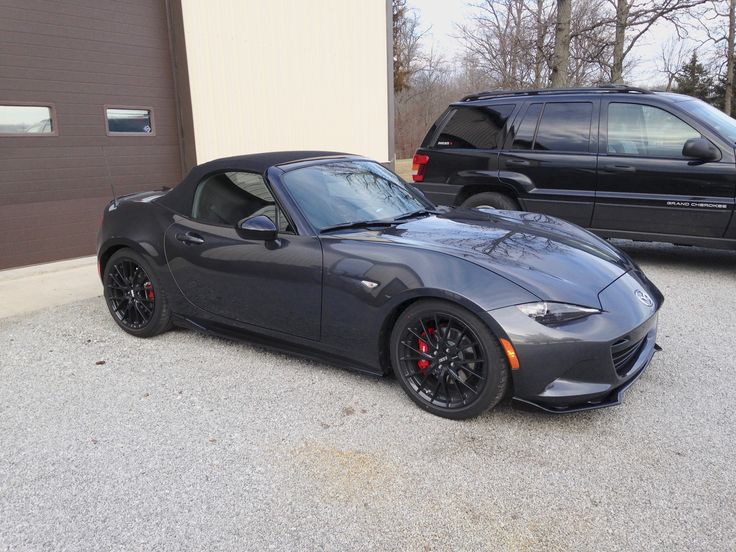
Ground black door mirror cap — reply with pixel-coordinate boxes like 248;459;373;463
682;138;721;162
236;215;278;240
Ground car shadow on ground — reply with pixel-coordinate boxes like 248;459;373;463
611;239;736;270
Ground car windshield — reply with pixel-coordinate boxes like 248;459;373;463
281;160;434;231
679;99;736;143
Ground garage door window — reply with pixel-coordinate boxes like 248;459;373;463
0;104;56;135
105;107;154;135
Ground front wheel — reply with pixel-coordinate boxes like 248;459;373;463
390;300;509;419
103;248;172;338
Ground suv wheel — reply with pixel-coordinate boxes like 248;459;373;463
461;192;519;211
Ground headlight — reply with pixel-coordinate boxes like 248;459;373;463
517;302;600;326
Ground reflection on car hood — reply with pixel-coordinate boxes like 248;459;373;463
345;208;633;308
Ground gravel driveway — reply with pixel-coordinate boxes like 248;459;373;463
1;241;735;551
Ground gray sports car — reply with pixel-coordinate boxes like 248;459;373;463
97;151;663;419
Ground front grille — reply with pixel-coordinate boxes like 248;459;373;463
611;336;647;377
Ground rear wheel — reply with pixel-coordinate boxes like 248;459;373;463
390;300;509;419
103;248;172;338
461;192;519;211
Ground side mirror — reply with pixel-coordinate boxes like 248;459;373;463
682;138;720;162
236;215;278;241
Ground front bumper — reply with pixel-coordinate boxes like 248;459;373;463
512;337;660;413
488;270;663;413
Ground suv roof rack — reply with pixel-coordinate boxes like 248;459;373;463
460;84;653;102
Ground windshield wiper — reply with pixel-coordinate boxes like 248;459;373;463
392;208;440;221
319;219;398;234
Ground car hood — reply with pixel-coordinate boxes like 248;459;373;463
341;208;634;308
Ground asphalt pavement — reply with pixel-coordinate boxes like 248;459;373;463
1;241;734;551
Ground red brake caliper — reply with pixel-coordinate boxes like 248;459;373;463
417;327;435;373
144;281;155;301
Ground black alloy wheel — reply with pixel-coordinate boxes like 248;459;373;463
103;248;171;337
391;300;508;419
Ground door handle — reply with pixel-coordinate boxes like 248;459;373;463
505;159;530;167
175;232;205;245
602;164;636;173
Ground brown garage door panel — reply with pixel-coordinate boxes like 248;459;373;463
0;196;110;269
1;173;179;206
0;0;183;269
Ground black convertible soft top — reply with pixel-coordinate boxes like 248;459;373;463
157;150;350;214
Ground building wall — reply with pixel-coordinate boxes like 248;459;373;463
179;0;391;164
0;0;183;269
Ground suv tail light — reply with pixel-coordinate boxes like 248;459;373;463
412;154;429;182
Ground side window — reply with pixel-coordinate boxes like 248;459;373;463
105;107;154;135
0;104;56;135
534;102;593;152
192;171;292;232
608;103;701;157
511;103;542;150
435;104;514;149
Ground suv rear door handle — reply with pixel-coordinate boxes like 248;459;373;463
175;231;205;245
602;164;636;173
505;159;530;167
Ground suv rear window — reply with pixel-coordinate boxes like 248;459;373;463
512;102;593;153
434;105;514;150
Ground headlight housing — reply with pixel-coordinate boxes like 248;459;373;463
517;302;600;326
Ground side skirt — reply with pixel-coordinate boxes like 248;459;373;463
172;314;385;378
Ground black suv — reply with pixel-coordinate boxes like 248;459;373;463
413;85;736;250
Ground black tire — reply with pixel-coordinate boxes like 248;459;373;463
461;192;519;211
390;300;509;419
103;248;172;338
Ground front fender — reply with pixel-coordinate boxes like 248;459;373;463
319;238;539;371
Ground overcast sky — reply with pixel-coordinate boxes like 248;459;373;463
411;0;680;87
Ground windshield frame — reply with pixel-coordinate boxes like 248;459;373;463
275;158;436;235
678;98;736;143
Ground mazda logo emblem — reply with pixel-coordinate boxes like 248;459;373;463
634;289;653;307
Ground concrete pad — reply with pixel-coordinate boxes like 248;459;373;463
0;255;100;319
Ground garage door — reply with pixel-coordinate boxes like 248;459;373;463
0;0;183;270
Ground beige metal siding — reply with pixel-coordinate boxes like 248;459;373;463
180;0;390;164
0;0;182;269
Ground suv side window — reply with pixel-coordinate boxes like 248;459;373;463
192;171;292;232
607;103;701;158
435;104;514;149
511;103;542;150
534;102;593;152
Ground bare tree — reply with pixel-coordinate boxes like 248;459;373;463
457;0;612;90
727;0;735;113
658;37;693;90
701;0;736;113
532;0;555;86
550;0;572;87
568;0;615;84
606;0;709;83
393;0;427;93
456;0;543;88
395;47;454;158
